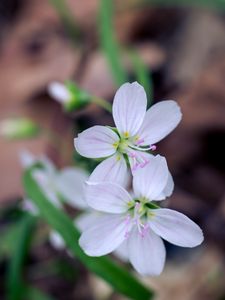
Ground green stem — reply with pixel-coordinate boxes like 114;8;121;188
92;97;112;113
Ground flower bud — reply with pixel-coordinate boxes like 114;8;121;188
0;118;40;139
48;81;90;112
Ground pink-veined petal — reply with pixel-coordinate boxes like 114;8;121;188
85;181;132;213
114;240;129;262
88;154;128;187
149;208;204;247
128;227;166;276
128;151;153;174
55;167;88;209
137;100;182;145
154;171;174;201
74;125;119;158
133;155;169;200
112;82;147;137
79;214;129;256
75;211;101;232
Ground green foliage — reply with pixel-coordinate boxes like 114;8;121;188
49;0;81;44
130;50;153;107
99;0;128;85
6;214;36;300
23;168;154;300
0;224;23;259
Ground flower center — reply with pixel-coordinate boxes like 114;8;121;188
112;128;157;171
124;199;159;238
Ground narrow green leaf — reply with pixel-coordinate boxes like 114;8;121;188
99;0;128;85
0;224;20;258
6;214;36;300
49;0;81;45
130;50;153;107
23;169;154;300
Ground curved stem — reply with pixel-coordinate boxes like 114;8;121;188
92;97;112;113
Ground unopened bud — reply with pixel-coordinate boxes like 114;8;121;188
48;81;90;112
0;118;40;139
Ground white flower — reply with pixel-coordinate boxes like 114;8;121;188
74;82;182;184
79;155;203;276
20;150;89;213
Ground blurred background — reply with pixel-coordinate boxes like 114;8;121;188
0;0;225;299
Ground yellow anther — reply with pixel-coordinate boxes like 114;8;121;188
113;141;119;149
124;131;129;138
127;201;134;208
134;135;140;141
116;155;121;161
148;211;155;218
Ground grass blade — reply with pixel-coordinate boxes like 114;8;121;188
6;214;36;300
99;0;128;85
130;50;153;107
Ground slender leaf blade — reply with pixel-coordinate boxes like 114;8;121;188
99;0;128;85
6;214;36;300
130;50;153;107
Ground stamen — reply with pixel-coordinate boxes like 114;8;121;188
128;143;154;152
136;138;145;145
150;145;157;151
140;224;149;238
124;215;131;239
128;151;150;171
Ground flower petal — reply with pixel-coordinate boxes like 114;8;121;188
39;156;56;175
55;167;88;209
137;100;182;145
128;151;154;174
49;230;65;250
114;240;129;262
48;82;70;103
149;208;204;247
112;82;147;137
22;198;39;216
79;214;128;256
75;211;101;232
128;227;166;276
86;181;132;213
32;170;61;208
19;150;36;168
154;171;174;201
74;125;119;158
88;154;128;187
133;155;169;200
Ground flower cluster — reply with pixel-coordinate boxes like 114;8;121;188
74;82;204;276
